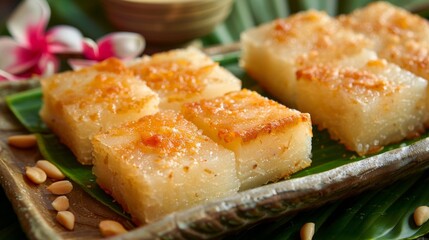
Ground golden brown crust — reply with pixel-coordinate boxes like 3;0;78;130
266;10;372;66
90;58;132;75
272;10;326;43
42;58;156;121
339;2;429;43
101;111;209;158
338;2;429;81
379;41;429;80
182;89;311;143
130;58;217;101
296;64;400;96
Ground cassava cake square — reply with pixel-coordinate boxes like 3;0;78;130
129;47;241;110
40;58;159;164
240;10;373;107
92;110;240;224
182;89;312;190
296;59;427;155
339;1;429;80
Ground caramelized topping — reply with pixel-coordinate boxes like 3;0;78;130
273;19;294;42
365;59;387;68
183;89;310;143
80;73;153;117
45;58;155;119
108;111;208;158
339;2;429;81
272;11;328;43
296;65;399;96
379;41;429;80
91;58;131;75
339;2;429;43
271;10;370;58
131;59;217;100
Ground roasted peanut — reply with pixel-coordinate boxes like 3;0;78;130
8;134;37;148
56;211;75;230
99;220;128;237
414;206;429;227
36;160;65;180
25;166;47;184
52;196;69;211
300;222;315;240
47;180;73;195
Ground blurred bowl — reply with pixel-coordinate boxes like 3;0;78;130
102;0;234;45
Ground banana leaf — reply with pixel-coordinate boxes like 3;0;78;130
5;88;46;133
230;171;429;240
5;53;429;239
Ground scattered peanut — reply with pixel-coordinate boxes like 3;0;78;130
47;180;73;195
36;160;65;180
300;222;315;240
414;206;429;227
56;211;75;230
8;134;37;148
99;220;128;237
25;166;47;184
52;196;69;211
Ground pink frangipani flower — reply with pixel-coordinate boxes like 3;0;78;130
68;32;145;70
0;0;83;81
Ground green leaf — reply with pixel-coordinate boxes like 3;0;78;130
5;88;47;133
271;0;291;18
47;0;113;39
36;134;130;220
248;0;277;25
229;172;429;240
315;171;429;239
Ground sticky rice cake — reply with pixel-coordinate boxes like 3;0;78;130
182;89;312;190
92;110;239;224
40;58;159;165
240;10;373;107
129;47;241;110
339;1;429;80
296;59;427;155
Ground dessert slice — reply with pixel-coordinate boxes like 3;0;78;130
296;59;427;155
40;58;159;165
182;89;312;190
92;110;239;224
339;2;429;49
339;1;429;80
241;10;373;107
129;47;241;110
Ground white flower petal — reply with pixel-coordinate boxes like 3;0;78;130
0;69;20;81
7;0;50;47
68;59;99;71
36;54;59;77
46;26;83;53
97;32;145;60
0;37;38;74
